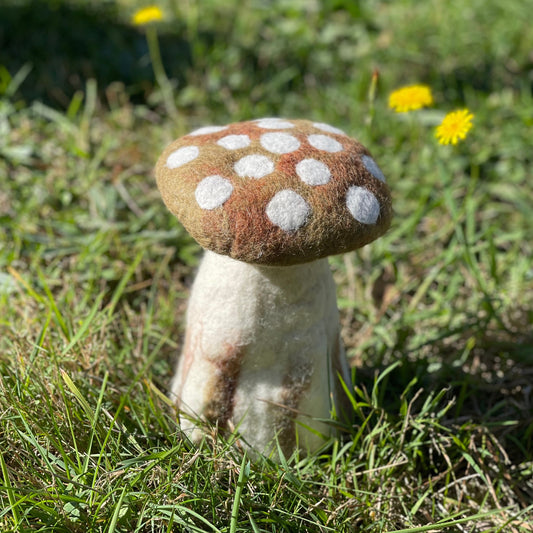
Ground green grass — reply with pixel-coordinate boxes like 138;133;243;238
1;0;532;531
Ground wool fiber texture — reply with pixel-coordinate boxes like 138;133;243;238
155;119;392;266
170;251;351;457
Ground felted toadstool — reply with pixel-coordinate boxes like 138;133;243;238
155;118;392;458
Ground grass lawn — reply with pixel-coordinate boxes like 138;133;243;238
1;0;532;531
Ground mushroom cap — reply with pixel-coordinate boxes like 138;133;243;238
155;118;392;266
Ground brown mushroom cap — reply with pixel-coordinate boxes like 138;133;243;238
155;118;392;266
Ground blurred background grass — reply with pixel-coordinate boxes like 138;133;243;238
1;0;532;530
2;0;532;113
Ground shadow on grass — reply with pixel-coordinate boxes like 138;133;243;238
0;0;190;107
356;327;533;463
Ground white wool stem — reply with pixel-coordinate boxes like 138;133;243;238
171;250;352;457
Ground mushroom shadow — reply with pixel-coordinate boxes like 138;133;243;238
353;329;533;463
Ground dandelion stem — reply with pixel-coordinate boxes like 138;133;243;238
146;26;179;123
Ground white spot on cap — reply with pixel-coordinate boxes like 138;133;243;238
346;186;380;224
266;190;311;231
296;158;331;186
189;125;228;136
235;154;274;178
195;175;233;210
308;134;343;152
260;132;300;154
217;134;251;150
256;118;294;129
361;155;386;182
313;122;345;135
166;145;199;169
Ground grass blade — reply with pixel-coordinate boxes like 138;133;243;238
0;451;20;526
230;454;250;533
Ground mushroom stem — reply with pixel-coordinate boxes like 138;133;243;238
171;250;353;457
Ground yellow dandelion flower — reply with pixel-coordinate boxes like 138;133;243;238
435;109;474;145
388;85;433;113
132;5;163;26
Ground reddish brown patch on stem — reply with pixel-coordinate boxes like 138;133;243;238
177;323;203;401
274;358;314;456
203;343;246;430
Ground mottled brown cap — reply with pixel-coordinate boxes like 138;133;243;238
155;118;392;266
